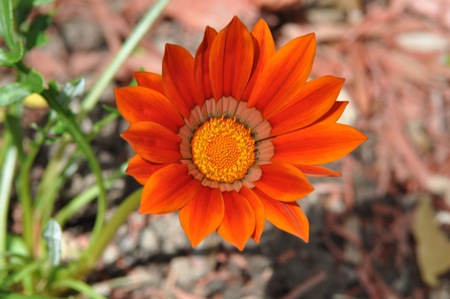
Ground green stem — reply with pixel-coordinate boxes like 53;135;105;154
65;188;142;280
19;118;58;256
54;167;125;227
34;137;71;227
52;279;107;299
43;93;107;261
79;0;170;118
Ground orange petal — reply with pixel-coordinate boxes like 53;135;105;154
254;188;309;242
139;164;201;214
269;76;344;136
134;72;165;95
248;33;316;118
241;19;275;101
162;44;197;119
121;122;182;163
217;191;256;250
209;16;254;101
272;123;368;165
114;86;184;132
295;165;342;177
179;187;224;247
239;186;266;243
126;155;167;185
194;26;218;104
314;101;348;124
253;163;314;202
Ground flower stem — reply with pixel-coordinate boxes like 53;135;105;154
19;118;57;258
64;188;142;280
79;0;170;118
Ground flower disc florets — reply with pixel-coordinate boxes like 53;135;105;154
191;116;255;183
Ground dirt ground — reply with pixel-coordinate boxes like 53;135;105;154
3;0;450;298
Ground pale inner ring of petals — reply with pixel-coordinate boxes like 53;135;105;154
178;97;275;192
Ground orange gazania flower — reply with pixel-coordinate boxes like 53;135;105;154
115;16;367;250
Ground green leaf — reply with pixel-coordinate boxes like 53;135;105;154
0;0;16;49
20;68;44;93
42;87;107;252
23;14;52;49
102;104;119;114
0;289;63;299
50;108;75;135
14;0;54;9
52;279;107;299
57;77;85;108
5;113;24;160
0;82;31;106
0;0;23;64
0;44;23;66
42;219;62;267
32;0;55;6
0;258;45;287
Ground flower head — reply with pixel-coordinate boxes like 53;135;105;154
115;16;367;250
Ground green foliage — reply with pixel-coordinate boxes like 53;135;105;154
0;289;63;299
0;0;24;65
0;0;169;297
0;83;30;106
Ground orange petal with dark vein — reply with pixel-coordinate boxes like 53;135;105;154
134;72;165;95
253;163;314;202
269;76;344;136
121;122;182;163
295;165;342;177
314;101;348;124
272;123;368;165
115;86;184;132
179;187;224;247
241;19;275;101
194;26;218;105
248;33;316;118
139;164;201;214
162;44;197;119
254;189;309;242
209;16;254;101
217;191;256;250
239;186;266;243
126;155;167;185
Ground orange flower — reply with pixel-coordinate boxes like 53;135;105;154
115;16;367;250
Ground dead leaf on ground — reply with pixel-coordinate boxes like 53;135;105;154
412;196;450;286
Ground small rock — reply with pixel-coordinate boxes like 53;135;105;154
119;235;136;253
140;228;159;255
61;20;104;51
151;214;190;254
397;32;449;53
102;243;120;265
169;256;210;290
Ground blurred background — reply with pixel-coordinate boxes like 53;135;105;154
2;0;450;298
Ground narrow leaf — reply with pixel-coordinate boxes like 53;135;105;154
5;113;24;160
0;0;23;64
57;77;85;108
0;0;15;49
42;218;62;267
23;14;52;49
0;289;63;299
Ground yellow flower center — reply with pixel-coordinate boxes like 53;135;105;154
191;117;255;183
